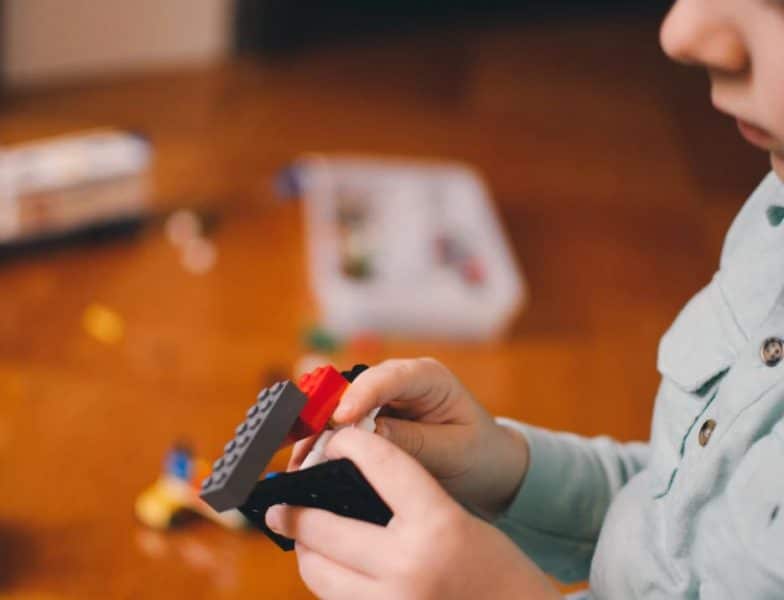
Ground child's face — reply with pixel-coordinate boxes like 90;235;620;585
660;0;784;179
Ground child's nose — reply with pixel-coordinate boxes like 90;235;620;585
660;0;749;73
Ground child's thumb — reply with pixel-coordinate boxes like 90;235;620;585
374;417;426;459
373;417;470;479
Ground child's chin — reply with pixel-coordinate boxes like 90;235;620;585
772;153;784;181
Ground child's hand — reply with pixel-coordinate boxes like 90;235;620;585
269;428;559;600
289;358;529;516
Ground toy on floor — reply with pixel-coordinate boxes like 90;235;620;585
135;443;248;530
0;130;152;249
199;364;392;550
281;155;526;340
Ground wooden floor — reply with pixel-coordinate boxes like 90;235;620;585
0;12;771;599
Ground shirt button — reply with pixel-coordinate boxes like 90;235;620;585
699;419;716;447
761;337;784;367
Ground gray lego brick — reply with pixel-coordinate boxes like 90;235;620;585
200;380;308;512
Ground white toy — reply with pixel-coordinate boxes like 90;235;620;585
294;155;526;340
300;407;381;470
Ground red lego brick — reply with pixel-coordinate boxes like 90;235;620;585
285;365;349;445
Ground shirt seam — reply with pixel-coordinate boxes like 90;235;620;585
654;389;720;499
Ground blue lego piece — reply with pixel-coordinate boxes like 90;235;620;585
165;444;193;481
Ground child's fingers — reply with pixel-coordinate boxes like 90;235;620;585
324;427;453;520
295;543;378;600
375;417;472;477
266;504;392;576
332;358;454;423
287;436;318;471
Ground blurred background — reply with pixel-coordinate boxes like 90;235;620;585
0;1;771;598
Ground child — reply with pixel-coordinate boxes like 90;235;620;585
265;1;784;597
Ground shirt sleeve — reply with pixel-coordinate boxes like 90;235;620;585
493;418;649;583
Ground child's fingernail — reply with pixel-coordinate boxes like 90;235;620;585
265;505;283;531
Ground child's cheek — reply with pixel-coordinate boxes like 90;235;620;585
771;89;784;149
761;64;784;148
768;69;784;175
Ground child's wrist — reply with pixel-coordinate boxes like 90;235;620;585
477;422;530;517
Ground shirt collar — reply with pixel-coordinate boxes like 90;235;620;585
657;172;784;392
717;171;784;338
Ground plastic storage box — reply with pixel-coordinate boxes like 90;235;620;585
293;155;526;340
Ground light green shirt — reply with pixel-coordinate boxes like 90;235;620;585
495;172;784;598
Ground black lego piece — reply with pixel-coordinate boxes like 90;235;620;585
200;381;308;512
239;458;393;551
341;363;369;383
